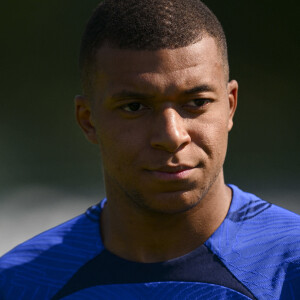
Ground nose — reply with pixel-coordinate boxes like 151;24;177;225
150;107;191;152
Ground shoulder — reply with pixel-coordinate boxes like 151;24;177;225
206;185;300;300
228;184;300;242
227;185;300;263
0;203;104;300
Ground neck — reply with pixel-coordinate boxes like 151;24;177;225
100;174;232;263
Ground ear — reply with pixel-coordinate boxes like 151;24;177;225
227;80;238;132
74;95;98;144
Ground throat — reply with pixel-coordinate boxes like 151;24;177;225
100;185;231;263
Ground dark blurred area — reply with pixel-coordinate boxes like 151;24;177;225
0;1;299;199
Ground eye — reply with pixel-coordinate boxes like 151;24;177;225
122;102;145;112
187;99;211;108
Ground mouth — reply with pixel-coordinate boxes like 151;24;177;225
147;164;202;181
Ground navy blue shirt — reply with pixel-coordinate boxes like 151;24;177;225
1;185;300;299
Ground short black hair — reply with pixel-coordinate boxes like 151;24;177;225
80;0;228;94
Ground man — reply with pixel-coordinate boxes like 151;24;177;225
0;0;299;299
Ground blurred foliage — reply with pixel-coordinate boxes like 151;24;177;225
0;0;299;192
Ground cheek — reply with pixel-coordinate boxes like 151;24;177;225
97;123;145;168
211;120;229;162
191;114;229;159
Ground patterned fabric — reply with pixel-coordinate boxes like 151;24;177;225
205;186;300;300
58;283;252;300
0;185;299;299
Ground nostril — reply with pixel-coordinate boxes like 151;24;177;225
150;109;191;152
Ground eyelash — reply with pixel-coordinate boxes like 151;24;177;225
186;98;211;108
122;102;147;112
120;98;212;113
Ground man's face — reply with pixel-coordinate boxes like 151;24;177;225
76;37;238;214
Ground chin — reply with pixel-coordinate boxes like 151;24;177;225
133;189;206;215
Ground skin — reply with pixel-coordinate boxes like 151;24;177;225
76;36;238;263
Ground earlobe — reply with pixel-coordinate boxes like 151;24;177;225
227;80;238;132
74;95;98;144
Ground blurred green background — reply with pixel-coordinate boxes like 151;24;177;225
0;0;299;198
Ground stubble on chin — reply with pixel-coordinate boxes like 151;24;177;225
104;164;224;216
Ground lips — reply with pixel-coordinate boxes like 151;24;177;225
151;165;194;173
146;164;199;181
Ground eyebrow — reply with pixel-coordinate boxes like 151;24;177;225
183;84;215;95
110;84;215;101
110;90;154;101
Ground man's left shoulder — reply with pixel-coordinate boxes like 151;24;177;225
248;191;300;247
228;184;300;235
261;202;300;299
231;184;300;255
207;185;300;299
258;195;300;230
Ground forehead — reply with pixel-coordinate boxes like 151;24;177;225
93;37;226;95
